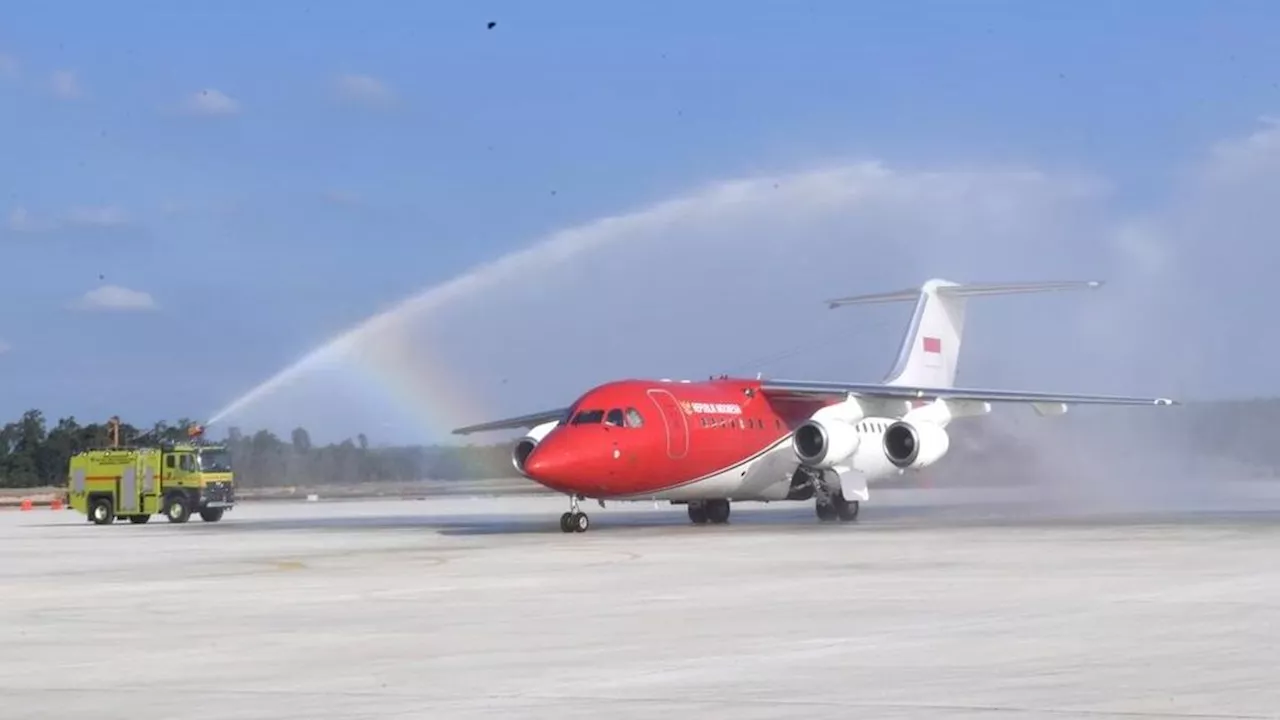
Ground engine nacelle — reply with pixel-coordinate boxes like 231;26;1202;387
511;420;559;477
882;419;950;470
793;418;862;470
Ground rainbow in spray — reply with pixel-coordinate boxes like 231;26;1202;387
203;163;927;441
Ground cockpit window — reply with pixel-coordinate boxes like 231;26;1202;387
625;407;644;428
571;409;604;425
605;409;625;427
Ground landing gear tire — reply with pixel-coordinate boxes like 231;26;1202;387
560;494;591;533
560;511;589;533
816;493;859;523
687;504;708;525
705;499;731;524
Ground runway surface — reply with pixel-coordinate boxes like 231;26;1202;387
3;488;1280;719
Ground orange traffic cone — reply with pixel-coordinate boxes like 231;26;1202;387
19;498;32;511
50;497;64;510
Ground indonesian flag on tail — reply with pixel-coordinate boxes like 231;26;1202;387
922;335;943;368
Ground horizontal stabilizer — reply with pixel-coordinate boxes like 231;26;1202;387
825;279;1102;309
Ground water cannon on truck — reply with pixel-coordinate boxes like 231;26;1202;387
67;417;236;525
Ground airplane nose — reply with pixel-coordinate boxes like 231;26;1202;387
521;433;607;494
523;443;572;488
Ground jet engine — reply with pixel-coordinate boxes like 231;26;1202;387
882;419;950;470
512;420;559;476
793;418;861;469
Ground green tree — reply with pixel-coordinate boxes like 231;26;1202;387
0;409;543;488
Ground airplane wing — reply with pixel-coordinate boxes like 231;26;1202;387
451;380;1174;435
451;407;571;436
759;379;1177;406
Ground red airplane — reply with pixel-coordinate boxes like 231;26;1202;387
453;279;1177;533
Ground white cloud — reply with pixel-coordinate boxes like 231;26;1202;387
6;205;129;233
6;206;38;232
180;88;240;116
67;205;128;227
71;285;157;312
332;73;396;108
50;69;81;99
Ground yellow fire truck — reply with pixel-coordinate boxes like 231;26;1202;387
67;418;236;525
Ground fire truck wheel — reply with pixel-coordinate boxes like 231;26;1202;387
164;495;191;524
199;508;225;523
89;497;114;525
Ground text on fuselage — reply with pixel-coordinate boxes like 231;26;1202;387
681;401;743;415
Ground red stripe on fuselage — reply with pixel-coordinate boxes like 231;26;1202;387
522;378;835;497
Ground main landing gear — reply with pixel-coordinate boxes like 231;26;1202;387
687;499;731;525
815;491;859;523
560;495;590;533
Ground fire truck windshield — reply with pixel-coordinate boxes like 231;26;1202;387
197;448;233;473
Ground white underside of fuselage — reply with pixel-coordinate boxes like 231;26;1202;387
603;419;903;504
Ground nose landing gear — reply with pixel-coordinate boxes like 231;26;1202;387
560;494;590;533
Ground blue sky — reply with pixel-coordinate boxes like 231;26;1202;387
2;1;1280;444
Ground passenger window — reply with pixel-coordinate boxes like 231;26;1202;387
605;409;625;427
166;456;175;469
571;409;604;425
625;407;644;428
179;455;195;471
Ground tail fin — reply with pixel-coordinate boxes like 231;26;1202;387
825;279;1103;388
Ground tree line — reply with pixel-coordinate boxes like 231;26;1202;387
0;410;519;488
3;399;1280;489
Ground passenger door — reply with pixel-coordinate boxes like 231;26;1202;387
645;389;690;459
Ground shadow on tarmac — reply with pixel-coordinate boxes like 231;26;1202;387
28;498;1280;536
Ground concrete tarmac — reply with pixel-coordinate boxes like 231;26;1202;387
3;489;1280;719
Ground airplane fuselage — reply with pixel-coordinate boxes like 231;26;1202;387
518;377;903;502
